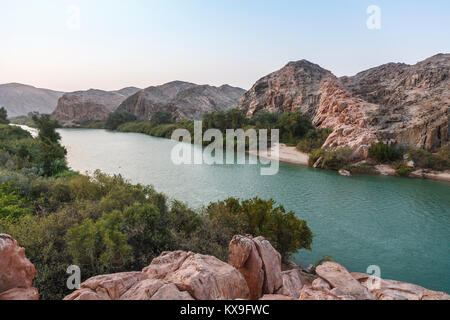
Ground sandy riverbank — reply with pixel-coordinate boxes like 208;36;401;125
247;143;309;166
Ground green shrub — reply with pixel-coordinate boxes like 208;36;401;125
309;148;325;166
396;163;413;177
105;111;137;130
297;128;333;153
322;148;353;170
198;197;313;261
408;146;450;171
348;163;377;175
369;142;401;163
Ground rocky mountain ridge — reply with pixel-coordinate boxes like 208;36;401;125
239;54;450;152
0;83;63;117
117;81;246;120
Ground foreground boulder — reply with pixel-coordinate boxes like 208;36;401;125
351;272;450;301
144;251;249;300
63;235;450;301
315;262;375;300
228;235;283;299
65;251;249;300
0;234;38;300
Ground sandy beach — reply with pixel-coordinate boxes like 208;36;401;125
247;143;309;166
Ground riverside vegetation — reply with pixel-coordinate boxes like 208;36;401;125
85;108;450;176
0;111;313;300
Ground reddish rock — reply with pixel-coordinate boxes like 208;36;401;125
351;272;450;300
315;262;374;300
0;287;39;301
259;294;294;300
64;272;147;300
276;269;305;298
0;234;38;300
252;236;283;294
228;235;264;300
161;253;249;300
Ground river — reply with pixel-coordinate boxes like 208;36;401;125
56;128;450;293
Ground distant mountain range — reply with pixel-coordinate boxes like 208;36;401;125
0;83;63;117
2;53;448;153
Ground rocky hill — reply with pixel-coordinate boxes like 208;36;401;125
239;54;450;152
117;81;246;120
0;83;63;117
51;87;140;126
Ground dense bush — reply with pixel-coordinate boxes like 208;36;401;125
369;142;401;163
297;128;333;153
105;111;137;130
396;163;413;177
408;145;450;171
308;148;353;170
0;107;9;124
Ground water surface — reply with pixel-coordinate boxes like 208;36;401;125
59;128;450;293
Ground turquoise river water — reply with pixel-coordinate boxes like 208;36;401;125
58;128;450;293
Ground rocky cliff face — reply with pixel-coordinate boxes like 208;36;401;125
117;81;246;120
51;87;140;126
0;234;38;300
0;83;63;117
239;54;450;152
239;60;333;119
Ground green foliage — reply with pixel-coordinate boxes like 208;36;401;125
408;145;450;171
0;183;31;222
105;111;138;130
0;107;9;124
151;111;174;125
276;111;314;145
297;128;333;153
396;163;412;177
32;114;68;176
78;120;106;129
195;197;313;261
308;148;325;166
308;148;353;170
369;142;401;163
8;113;39;128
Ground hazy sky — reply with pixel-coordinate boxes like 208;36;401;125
1;0;449;92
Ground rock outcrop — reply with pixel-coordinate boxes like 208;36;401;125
117;81;245;121
0;234;38;300
61;235;450;301
0;83;63;117
51;87;140;126
239;54;450;153
65;251;249;301
228;235;283;299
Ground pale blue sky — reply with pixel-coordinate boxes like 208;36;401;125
0;0;449;91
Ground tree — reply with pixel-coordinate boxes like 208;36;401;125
151;111;173;125
277;111;314;143
32;114;67;176
0;107;9;124
202;197;313;260
105;111;137;130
